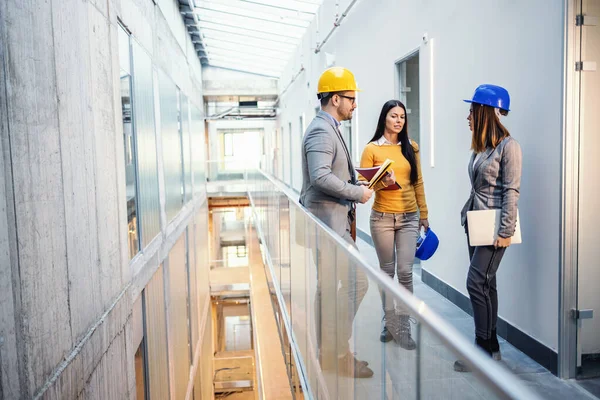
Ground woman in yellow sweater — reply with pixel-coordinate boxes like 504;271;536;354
360;100;429;350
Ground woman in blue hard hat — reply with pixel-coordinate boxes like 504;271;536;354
359;100;429;350
454;84;522;372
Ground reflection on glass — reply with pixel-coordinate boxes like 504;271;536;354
342;120;352;157
225;315;252;351
135;341;146;400
177;91;185;203
119;25;140;259
227;171;541;400
210;208;251;268
121;73;139;259
180;94;192;202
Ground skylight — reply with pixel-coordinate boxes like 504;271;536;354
191;0;323;77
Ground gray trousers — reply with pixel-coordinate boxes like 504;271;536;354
314;221;369;358
466;233;506;340
370;210;419;317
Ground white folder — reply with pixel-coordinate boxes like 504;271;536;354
466;209;522;247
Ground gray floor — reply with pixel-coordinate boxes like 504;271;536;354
349;238;599;400
579;379;600;398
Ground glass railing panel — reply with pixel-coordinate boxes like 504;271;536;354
289;204;309;374
246;169;540;400
347;254;419;400
279;195;292;315
333;246;361;399
267;190;281;287
205;160;251;194
416;322;502;400
303;214;323;399
379;337;419;400
314;224;342;399
206;159;247;181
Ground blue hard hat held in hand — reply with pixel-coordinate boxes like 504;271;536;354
415;228;439;261
463;84;510;111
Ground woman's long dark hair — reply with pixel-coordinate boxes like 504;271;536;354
368;100;418;185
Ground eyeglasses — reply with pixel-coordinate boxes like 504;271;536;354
337;94;357;105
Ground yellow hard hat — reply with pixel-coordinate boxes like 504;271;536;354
317;67;361;94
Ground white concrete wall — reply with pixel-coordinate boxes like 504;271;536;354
0;0;211;398
277;0;564;351
157;0;188;53
0;63;20;397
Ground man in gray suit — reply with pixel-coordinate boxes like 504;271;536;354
300;67;374;378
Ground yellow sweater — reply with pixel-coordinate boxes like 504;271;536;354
359;141;428;218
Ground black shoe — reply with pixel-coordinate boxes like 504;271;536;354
475;336;493;356
380;326;393;342
490;329;501;361
453;360;471;372
454;337;492;373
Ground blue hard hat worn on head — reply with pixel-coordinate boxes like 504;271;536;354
415;228;439;261
463;84;510;111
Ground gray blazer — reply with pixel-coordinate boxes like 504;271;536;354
300;111;363;238
460;136;522;238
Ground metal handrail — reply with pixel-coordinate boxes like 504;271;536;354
251;168;541;400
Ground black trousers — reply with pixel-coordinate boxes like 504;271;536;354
466;235;506;340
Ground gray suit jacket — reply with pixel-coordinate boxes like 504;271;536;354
460;136;522;238
300;111;363;238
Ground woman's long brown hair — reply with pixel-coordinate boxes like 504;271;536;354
471;103;510;153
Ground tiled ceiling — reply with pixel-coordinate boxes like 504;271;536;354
180;0;323;78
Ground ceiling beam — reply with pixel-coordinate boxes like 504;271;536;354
199;26;297;45
201;35;294;53
203;42;291;61
199;0;314;21
194;6;309;28
239;0;317;15
197;20;302;40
